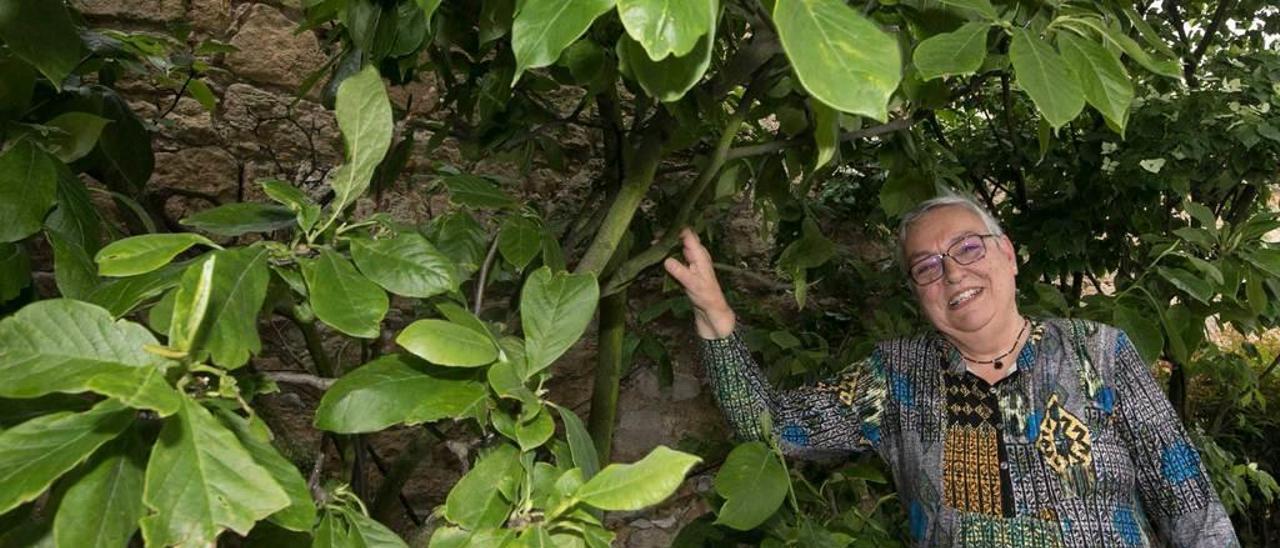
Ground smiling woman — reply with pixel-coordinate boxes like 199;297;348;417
666;192;1240;546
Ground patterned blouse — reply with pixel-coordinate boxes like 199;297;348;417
701;317;1239;547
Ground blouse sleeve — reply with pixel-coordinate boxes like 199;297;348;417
1111;330;1240;547
699;329;887;458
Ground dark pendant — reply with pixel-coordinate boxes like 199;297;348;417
994;360;1004;369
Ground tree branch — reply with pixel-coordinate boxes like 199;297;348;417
1191;0;1235;69
724;116;912;162
473;236;500;315
264;370;335;390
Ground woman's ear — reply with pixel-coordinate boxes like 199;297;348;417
999;235;1018;274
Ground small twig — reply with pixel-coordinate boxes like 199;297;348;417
264;370;335;390
724;117;912;161
156;73;194;122
474;236;501;315
713;262;792;292
308;449;327;501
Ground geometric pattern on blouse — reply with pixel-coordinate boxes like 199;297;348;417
700;317;1240;547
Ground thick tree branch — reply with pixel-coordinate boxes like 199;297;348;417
724;116;912;162
1190;0;1235;69
264;370;335;390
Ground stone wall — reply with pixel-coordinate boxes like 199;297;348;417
73;2;731;544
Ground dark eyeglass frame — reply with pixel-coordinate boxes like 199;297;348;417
908;233;999;285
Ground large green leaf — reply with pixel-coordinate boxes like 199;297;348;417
181;203;297;237
772;0;901;122
44;112;111;163
212;409;316;532
1240;248;1280;278
47;163;103;253
351;233;457;298
52;431;146;548
913;22;989;81
181;247;272;368
573;446;700;511
0;299;180;415
713;441;788;530
810;98;840;170
168;255;216;356
95;233;217;277
302;249;388;339
46;229;98;300
85;262;186;317
444;444;522;530
498;216;543;271
442;174;519;209
617;0;716;60
521;267;599;374
1156;266;1214;305
616;22;714;103
140;395;290;547
511;0;616;83
326;64;393;227
397;319;499;367
339;506;408;547
261;180;320;234
428;212;488;278
1057;33;1132;135
1009;28;1083;129
0;139;59;243
555;406;599;479
0;241;30;302
938;0;997;19
0;0;82;89
1112;304;1163;365
0;399;133;514
314;354;488;433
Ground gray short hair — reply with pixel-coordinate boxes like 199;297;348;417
896;192;1004;269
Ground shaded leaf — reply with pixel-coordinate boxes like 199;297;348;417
351;233;457;298
511;0;616;84
442;174;519;209
314;354;488;433
0;139;59;243
181;203;297;237
51;430;146;548
212;410;316;532
913;22;989;81
714;441;788;530
302;249;388;339
1057;33;1132;135
521;267;599;374
0;0;82;89
444;444;522;529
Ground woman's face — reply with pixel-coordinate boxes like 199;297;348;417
903;205;1019;338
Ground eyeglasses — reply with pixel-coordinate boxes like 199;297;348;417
907;233;998;285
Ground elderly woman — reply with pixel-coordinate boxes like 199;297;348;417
664;194;1238;546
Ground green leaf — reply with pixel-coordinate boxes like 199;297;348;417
1156;266;1214;305
351;233;457;298
186;79;218;113
556;406;600;479
47;164;103;254
0;241;30;302
0;0;82;89
0;53;36;118
85;262;185;317
260;180;320;233
0;299;180;415
772;0;902;121
428;212;488;278
140;395;291;547
517;408;555;451
0;399;133;514
938;0;997;19
95;233;217;277
0;139;59;243
46;223;100;301
573;446;700;511
1112;304;1163;365
212;410;316;532
181;203;297;237
0;394;88;431
184;247;272;369
511;0;616;84
479;0;514;44
1056;33;1132;135
498;216;543;271
51;431;146;548
442;174;519;209
302;249;388;339
339;506;408;547
1009;28;1083;129
444;444;522;529
326;64;394;227
44;112;112;162
521;267;599;374
169;254;216;355
1241;248;1280;278
1100;23;1181;79
314;354;488;433
616;27;714;103
616;0;716;60
713;441;788;531
84;92;154;194
913;22;989;81
1246;268;1267;315
810;98;840;170
397;319;499;367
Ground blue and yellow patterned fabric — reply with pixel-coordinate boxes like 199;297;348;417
701;317;1238;547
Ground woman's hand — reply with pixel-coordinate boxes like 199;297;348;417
663;228;737;339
